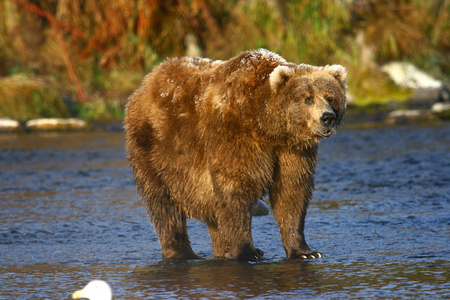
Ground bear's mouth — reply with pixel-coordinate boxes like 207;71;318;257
320;130;333;138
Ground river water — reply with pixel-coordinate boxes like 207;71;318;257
0;122;449;299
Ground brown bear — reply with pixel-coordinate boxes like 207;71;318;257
124;49;347;261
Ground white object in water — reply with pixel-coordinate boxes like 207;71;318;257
72;280;112;300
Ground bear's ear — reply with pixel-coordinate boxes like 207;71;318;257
325;65;347;85
270;65;294;93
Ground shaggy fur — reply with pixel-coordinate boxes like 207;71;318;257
125;49;347;261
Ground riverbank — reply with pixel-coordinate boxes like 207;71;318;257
1;104;449;134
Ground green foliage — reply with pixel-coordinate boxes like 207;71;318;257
284;1;351;64
74;100;124;121
0;74;71;122
350;75;413;107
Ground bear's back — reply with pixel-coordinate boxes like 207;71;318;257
127;49;289;143
139;49;286;108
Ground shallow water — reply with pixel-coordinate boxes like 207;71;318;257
0;124;449;299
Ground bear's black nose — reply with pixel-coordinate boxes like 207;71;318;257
320;112;336;128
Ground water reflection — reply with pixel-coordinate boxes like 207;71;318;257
131;259;321;299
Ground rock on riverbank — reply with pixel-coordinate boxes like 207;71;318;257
380;62;450;122
25;118;90;131
384;110;437;125
0;118;90;132
0;118;22;133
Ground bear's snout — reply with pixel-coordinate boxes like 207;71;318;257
320;112;336;129
316;112;337;138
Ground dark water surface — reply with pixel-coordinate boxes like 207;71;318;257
0;124;449;299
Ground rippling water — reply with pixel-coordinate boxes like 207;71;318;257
0;123;449;299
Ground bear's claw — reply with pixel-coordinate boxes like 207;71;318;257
256;248;264;258
249;248;265;262
299;252;323;259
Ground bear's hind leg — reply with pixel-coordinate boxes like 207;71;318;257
207;219;264;260
152;194;200;259
212;204;264;262
207;220;226;257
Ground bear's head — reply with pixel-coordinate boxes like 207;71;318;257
265;63;347;142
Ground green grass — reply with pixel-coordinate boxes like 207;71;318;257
74;100;124;121
0;74;71;122
0;73;127;122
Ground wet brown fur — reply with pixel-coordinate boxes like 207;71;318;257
124;49;347;261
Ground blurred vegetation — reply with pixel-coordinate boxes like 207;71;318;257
0;74;70;121
0;0;448;120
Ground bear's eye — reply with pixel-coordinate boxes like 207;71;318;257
305;97;314;105
326;97;334;103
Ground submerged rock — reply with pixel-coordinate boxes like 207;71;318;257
25;118;90;131
385;109;438;125
0;118;22;133
431;102;450;119
252;199;270;216
408;88;442;107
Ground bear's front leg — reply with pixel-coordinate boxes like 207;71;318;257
270;146;323;259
